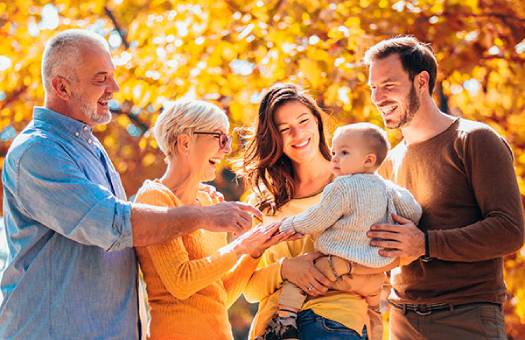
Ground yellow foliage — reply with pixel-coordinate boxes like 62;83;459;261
1;0;525;338
141;153;156;167
299;58;324;88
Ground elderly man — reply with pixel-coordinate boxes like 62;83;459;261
366;36;524;339
0;29;261;338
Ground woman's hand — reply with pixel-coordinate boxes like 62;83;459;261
281;252;332;297
249;223;302;258
231;223;297;258
198;183;224;202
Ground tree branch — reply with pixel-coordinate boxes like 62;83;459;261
104;6;130;49
103;7;151;136
0;87;26;110
465;12;525;23
269;0;287;25
420;11;525;24
480;55;525;63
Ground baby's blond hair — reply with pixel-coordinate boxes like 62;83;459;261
333;123;390;168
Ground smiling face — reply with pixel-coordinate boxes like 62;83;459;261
68;43;120;126
188;125;231;183
368;54;420;129
274;101;321;166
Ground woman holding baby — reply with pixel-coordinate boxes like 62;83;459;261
241;83;395;340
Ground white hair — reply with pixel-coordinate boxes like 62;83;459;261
153;99;229;158
42;29;109;93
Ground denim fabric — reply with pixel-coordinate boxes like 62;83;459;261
297;309;367;340
0;107;137;339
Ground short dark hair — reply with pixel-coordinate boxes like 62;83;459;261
364;36;438;95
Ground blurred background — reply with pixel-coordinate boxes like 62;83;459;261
0;0;524;338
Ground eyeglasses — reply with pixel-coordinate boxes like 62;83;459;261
193;131;232;150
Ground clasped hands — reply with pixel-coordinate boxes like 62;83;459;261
230;220;303;259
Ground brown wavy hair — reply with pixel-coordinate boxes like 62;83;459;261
241;83;331;214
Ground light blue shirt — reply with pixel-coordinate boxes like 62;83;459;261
1;107;138;339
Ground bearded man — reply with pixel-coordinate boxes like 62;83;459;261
365;36;524;340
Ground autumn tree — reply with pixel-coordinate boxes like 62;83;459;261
1;0;524;338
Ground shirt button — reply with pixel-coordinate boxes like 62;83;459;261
88;139;92;144
75;132;80;137
83;126;89;131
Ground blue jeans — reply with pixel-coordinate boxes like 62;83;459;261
297;309;367;340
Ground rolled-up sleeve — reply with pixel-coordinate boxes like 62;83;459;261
14;140;133;251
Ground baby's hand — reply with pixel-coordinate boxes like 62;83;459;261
246;223;298;258
262;221;303;241
259;222;281;234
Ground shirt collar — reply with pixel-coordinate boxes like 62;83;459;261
33;106;96;143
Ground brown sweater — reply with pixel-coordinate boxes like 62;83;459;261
380;118;524;305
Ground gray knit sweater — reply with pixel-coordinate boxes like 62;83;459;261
279;173;422;267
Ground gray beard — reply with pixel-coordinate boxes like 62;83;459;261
89;108;112;125
78;100;111;125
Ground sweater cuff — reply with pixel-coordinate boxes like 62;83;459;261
419;230;432;262
246;252;264;263
279;217;295;233
218;243;242;263
425;229;438;260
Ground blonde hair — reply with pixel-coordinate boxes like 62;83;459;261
333;123;390;167
153;99;229;158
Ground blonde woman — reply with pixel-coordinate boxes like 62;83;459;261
134;99;293;339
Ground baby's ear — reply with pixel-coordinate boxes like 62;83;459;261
365;153;377;167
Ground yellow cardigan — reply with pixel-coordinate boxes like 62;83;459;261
134;180;260;340
244;193;369;339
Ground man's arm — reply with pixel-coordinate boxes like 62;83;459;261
13;140;134;251
369;128;524;261
131;203;200;247
425;128;524;260
131;201;262;247
13;139;261;250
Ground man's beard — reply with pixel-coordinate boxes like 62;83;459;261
74;92;112;125
83;102;112;125
388;84;420;129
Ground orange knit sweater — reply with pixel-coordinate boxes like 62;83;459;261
134;180;260;340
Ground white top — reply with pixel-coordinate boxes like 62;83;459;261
279;173;422;267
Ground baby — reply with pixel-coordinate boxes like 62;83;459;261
262;123;422;340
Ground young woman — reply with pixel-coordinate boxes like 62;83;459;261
242;83;386;340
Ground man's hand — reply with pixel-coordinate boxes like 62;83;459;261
367;214;425;258
200;202;263;234
281;252;332;297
